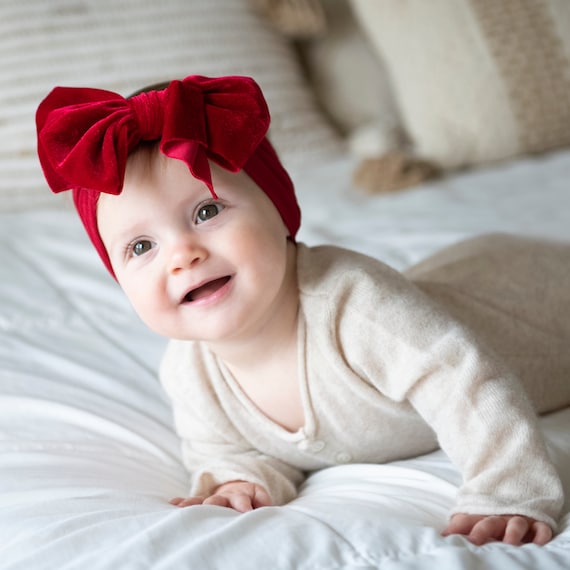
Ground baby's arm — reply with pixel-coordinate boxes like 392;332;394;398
170;480;272;512
347;277;564;536
160;341;305;509
405;343;563;541
406;356;563;540
442;513;552;546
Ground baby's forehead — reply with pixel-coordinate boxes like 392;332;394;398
124;142;163;179
95;190;130;229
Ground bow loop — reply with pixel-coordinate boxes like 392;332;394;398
36;88;131;195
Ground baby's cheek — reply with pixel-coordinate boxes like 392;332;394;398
118;279;158;322
131;301;172;338
131;289;182;338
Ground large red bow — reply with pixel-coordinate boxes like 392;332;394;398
36;75;270;197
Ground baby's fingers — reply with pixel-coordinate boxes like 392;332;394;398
444;513;554;546
251;485;272;509
484;517;552;546
169;496;204;508
502;516;531;545
203;492;253;512
468;516;508;545
528;521;553;546
442;513;481;537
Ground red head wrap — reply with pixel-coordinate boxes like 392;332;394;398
36;75;301;277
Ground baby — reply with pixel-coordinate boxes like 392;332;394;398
36;75;570;547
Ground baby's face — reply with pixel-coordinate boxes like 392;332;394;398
97;147;295;342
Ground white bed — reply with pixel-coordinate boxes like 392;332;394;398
1;1;570;568
2;149;570;569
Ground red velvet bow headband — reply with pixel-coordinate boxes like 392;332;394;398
36;75;301;276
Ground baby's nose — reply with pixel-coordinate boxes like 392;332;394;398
168;237;207;273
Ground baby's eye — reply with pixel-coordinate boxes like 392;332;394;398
195;202;224;224
131;239;154;257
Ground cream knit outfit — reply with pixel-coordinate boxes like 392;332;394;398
161;234;570;528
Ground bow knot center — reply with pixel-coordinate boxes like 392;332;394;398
128;89;167;141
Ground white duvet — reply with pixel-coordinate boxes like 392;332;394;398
1;150;570;569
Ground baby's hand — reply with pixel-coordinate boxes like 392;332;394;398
169;481;272;513
442;513;553;546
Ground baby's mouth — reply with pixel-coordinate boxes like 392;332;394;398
183;276;231;303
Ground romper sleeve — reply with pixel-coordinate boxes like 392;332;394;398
330;254;564;528
160;339;305;506
405;327;564;529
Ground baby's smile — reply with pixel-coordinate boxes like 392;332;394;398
182;276;232;303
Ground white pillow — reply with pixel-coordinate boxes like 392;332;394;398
0;0;343;212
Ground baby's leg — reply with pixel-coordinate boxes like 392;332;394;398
405;233;570;414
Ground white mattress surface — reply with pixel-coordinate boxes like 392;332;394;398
1;150;570;569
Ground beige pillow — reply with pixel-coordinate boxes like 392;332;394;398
0;0;342;212
350;0;570;170
299;0;402;151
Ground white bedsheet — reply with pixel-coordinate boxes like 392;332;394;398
1;150;570;569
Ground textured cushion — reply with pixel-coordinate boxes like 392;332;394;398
299;0;402;147
0;0;342;212
350;0;570;170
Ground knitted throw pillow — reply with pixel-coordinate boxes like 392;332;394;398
0;0;342;212
350;0;570;170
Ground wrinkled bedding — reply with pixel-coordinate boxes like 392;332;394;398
1;150;570;569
